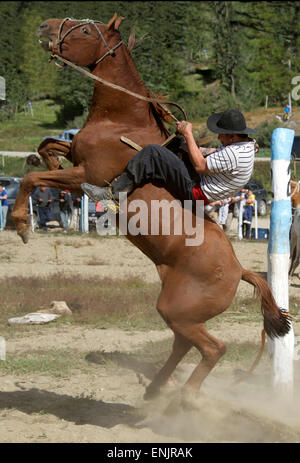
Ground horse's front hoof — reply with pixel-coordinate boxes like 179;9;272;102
18;228;30;244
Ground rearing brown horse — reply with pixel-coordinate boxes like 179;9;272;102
12;14;290;401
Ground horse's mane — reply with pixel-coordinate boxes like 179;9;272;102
147;90;172;138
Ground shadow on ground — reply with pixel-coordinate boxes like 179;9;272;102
0;387;143;428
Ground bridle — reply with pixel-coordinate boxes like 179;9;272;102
53;18;123;64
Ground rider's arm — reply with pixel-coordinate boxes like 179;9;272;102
177;121;213;174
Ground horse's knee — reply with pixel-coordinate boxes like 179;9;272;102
20;172;38;192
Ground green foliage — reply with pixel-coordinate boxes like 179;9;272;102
0;102;15;123
20;9;58;100
65;111;89;130
1;2;300;125
255;119;281;148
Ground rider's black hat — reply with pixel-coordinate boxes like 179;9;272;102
206;109;256;134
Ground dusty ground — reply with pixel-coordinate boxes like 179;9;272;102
0;216;300;443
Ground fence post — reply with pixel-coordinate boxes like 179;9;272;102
267;127;295;397
0;200;2;230
81;194;89;233
254;200;258;239
83;194;89;233
238;198;245;240
28;196;35;232
81;196;84;232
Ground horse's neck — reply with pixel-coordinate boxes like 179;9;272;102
87;45;153;122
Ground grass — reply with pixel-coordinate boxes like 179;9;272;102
0;348;87;377
0;274;164;338
0;100;64;152
1;274;299;338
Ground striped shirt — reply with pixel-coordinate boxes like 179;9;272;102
199;141;255;202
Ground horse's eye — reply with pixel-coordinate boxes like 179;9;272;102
82;27;89;35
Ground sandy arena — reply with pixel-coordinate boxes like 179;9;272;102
0;215;300;443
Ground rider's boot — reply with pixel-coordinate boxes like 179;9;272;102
81;173;135;202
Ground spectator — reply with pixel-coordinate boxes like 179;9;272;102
71;194;82;231
33;186;53;232
283;104;292;121
59;190;73;233
0;184;8;230
242;189;256;239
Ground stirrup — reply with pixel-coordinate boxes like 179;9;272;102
104;202;119;215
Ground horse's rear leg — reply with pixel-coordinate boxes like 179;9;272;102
145;321;226;401
181;323;226;393
144;333;192;400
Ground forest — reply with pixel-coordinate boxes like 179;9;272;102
0;1;299;127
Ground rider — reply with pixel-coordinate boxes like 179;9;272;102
81;109;257;207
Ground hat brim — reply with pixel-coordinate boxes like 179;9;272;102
206;112;257;134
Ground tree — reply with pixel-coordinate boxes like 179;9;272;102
20;9;58;100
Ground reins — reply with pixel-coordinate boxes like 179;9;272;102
49;18;187;123
50;53;187;122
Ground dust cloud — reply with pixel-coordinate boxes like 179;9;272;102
136;362;300;443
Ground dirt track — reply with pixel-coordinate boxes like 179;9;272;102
0;216;300;443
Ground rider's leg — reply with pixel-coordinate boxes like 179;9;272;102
81;144;196;203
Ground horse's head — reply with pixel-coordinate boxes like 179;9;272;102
37;14;125;68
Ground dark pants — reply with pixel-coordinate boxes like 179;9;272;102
243;206;253;239
243;205;253;223
125;144;198;203
38;207;51;231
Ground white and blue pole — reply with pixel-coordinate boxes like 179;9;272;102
81;196;84;232
81;194;89;233
267;127;294;395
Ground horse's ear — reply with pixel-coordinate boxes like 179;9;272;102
128;27;136;52
107;13;125;31
107;13;118;29
115;16;125;30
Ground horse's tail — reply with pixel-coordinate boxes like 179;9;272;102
241;269;291;339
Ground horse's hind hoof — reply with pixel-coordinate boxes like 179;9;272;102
143;385;160;401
